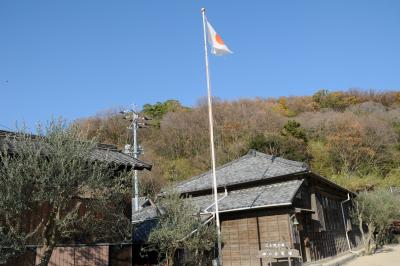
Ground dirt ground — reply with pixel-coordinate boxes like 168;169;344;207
344;245;400;266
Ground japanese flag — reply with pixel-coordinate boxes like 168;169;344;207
206;20;232;56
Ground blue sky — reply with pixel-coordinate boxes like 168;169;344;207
1;1;399;131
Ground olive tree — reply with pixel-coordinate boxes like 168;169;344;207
142;191;217;266
353;189;400;255
0;120;132;266
0;226;24;264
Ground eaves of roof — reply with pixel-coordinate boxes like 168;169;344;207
133;179;304;223
308;172;356;196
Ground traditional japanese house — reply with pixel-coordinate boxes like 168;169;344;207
132;150;361;265
0;130;152;266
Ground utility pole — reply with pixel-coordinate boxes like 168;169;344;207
121;107;149;220
121;107;152;266
132;111;139;214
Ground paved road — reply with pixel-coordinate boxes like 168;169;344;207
344;245;400;266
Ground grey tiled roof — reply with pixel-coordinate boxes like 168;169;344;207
175;150;307;193
190;179;303;213
89;147;151;170
132;206;158;222
0;130;152;170
133;179;303;222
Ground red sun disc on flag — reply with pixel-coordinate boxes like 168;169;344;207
215;34;225;45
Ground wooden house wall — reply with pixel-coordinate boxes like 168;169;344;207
4;245;133;266
35;246;109;266
341;200;362;249
221;209;292;266
297;191;361;262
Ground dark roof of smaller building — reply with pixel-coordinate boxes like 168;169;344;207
175;150;308;193
133;219;158;243
132;212;214;244
132;179;304;223
0;130;151;170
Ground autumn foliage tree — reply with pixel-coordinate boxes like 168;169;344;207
75;89;400;193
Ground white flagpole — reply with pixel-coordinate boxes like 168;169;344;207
201;7;222;265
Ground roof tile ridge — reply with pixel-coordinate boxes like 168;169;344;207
95;143;118;151
253;150;308;169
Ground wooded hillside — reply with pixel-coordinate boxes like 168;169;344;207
75;90;400;193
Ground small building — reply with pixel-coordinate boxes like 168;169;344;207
0;130;152;266
133;150;361;265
